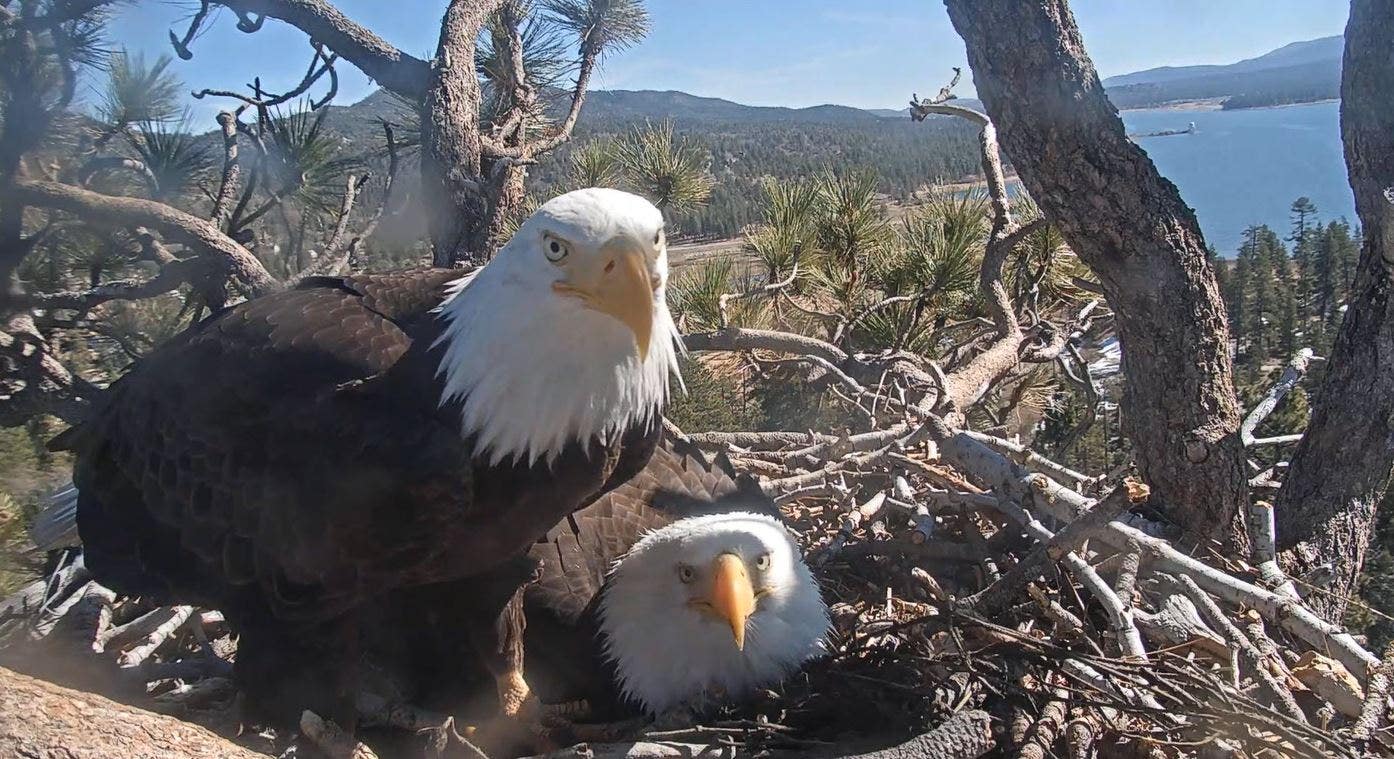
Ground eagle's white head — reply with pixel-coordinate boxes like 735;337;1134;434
435;188;682;465
598;512;830;715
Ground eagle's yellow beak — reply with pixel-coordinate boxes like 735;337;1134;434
709;553;757;651
553;236;656;360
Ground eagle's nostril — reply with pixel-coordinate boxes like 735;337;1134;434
605;259;616;274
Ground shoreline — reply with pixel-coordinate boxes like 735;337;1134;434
1123;97;1339;114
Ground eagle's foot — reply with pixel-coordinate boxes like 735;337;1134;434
463;670;561;757
540;698;593;721
497;668;533;719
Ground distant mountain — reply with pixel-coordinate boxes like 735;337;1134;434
1102;35;1342;110
569;89;887;126
1103;36;1343;87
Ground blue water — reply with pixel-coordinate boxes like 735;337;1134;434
1119;101;1354;256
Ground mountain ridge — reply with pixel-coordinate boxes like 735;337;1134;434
335;34;1341;128
1102;35;1342;88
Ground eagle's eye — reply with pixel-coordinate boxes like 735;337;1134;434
755;553;771;571
677;564;696;584
653;229;663;246
544;235;569;264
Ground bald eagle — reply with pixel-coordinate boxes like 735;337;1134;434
366;436;829;729
54;188;682;730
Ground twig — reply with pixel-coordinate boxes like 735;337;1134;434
985;494;1148;660
209;111;240;227
965;479;1146;620
895;475;935;543
1173;575;1308;724
961;429;1093;491
933;426;1380;679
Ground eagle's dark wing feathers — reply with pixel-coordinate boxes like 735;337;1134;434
72;270;482;623
525;435;773;625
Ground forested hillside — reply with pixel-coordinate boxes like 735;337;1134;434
324;89;985;239
1103;35;1343;109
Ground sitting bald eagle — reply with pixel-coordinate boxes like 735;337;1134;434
365;436;829;732
54;188;681;731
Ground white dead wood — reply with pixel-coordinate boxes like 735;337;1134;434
1132;594;1228;659
117;605;194;669
1247;501;1301;601
988;496;1147;660
1173;575;1308;723
932;425;1380;680
895;475;935;543
1351;642;1394;751
1240;349;1316;447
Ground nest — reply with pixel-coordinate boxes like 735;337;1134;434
2;421;1390;759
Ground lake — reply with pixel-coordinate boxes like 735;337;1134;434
1120;101;1354;256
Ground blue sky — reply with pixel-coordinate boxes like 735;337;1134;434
104;1;1350;123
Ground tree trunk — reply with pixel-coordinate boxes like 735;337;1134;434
481;159;530;253
0;666;271;758
942;0;1250;548
1274;0;1394;621
421;0;505;267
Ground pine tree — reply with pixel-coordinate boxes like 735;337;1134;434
1289;197;1318;243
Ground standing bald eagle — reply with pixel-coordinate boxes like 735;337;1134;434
55;188;681;730
368;436;829;730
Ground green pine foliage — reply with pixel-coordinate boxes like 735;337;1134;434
665;357;763;434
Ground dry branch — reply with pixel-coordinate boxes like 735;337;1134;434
193;0;429;99
1173;575;1308;723
932;426;1380;678
1241;348;1315;447
7;180;277;295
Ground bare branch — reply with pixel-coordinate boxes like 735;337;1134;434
192;41;340;112
187;0;429;99
7;257;206;311
1241;348;1315;446
7;179;277;296
1173;574;1308;724
208;112;240;228
683;326;849;366
930;425;1380;679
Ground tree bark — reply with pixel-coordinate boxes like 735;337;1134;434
1274;0;1394;620
421;0;506;267
942;0;1250;548
0;666;271;759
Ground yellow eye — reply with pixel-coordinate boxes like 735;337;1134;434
544;235;569;264
755;553;771;571
678;564;696;584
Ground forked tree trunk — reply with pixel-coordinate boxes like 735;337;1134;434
421;0;505;267
943;0;1250;548
1274;0;1394;620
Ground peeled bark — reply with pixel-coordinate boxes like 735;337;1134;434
1274;0;1394;620
942;0;1249;548
0;666;270;759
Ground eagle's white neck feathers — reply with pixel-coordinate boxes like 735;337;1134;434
432;189;683;466
598;513;830;715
